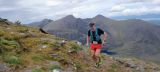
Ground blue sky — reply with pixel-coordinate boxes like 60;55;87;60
0;0;160;23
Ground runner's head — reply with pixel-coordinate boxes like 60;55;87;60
89;22;96;30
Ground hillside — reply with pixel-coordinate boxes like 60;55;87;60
1;19;160;72
28;15;160;63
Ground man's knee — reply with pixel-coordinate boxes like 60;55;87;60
95;49;101;57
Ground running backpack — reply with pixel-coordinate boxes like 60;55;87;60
90;28;100;42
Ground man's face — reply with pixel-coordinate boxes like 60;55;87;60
90;25;96;30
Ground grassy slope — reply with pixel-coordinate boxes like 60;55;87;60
0;21;160;72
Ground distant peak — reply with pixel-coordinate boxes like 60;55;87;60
95;14;106;18
93;14;114;20
64;15;75;19
41;19;53;23
42;19;52;21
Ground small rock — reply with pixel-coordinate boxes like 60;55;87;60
7;28;11;30
53;48;60;51
10;32;14;34
0;63;9;72
116;59;125;65
39;45;48;50
59;59;69;66
68;50;77;55
127;62;137;68
136;65;145;72
39;28;48;34
75;41;82;45
42;45;47;48
60;40;67;46
49;54;59;58
49;61;60;66
53;69;62;72
19;33;26;36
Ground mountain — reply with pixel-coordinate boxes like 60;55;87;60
147;20;160;25
107;19;160;62
42;15;89;43
27;19;53;28
1;18;160;72
34;15;160;64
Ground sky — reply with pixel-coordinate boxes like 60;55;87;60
0;0;160;23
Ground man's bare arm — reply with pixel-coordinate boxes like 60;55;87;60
87;36;90;46
103;32;107;44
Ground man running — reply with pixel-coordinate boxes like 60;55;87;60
86;22;107;67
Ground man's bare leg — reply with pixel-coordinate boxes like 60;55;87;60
95;49;101;62
94;49;102;68
91;49;97;62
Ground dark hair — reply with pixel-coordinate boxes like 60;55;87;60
89;22;95;27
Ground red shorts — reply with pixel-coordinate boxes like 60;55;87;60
90;44;102;50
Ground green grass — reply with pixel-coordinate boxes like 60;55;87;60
0;38;20;51
32;68;44;72
49;65;61;70
4;55;21;65
32;54;45;62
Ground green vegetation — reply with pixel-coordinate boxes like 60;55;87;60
0;38;20;50
32;68;44;72
4;55;21;65
32;54;45;62
49;65;61;70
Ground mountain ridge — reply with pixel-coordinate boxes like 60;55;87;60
28;15;160;64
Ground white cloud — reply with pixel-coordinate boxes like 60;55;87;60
108;0;160;17
153;0;160;4
0;7;14;11
117;0;151;4
46;0;63;6
110;5;126;12
109;6;160;17
0;0;159;23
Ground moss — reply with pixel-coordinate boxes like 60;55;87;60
49;65;61;70
32;68;44;72
4;55;21;65
0;38;20;50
